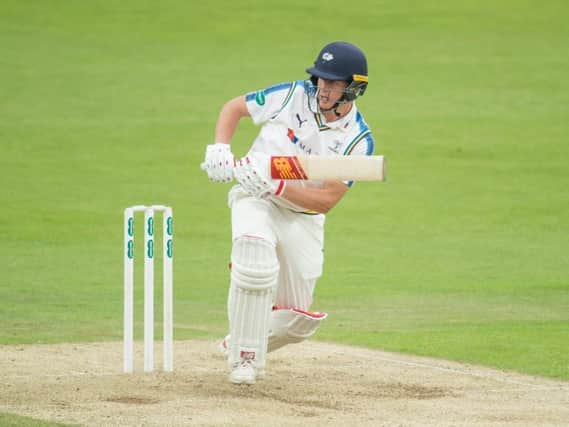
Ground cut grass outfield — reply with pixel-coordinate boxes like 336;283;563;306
1;0;568;381
0;413;76;427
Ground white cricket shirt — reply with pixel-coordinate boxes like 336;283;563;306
244;80;375;212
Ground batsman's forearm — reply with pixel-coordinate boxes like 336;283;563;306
214;96;250;143
280;182;348;214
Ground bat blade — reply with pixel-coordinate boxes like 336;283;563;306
270;155;385;181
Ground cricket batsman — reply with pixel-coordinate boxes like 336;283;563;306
202;41;375;384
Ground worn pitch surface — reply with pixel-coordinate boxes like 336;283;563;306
1;340;568;426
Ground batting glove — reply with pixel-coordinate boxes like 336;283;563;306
234;153;286;199
201;142;235;183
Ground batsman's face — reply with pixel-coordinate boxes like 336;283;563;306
317;78;348;109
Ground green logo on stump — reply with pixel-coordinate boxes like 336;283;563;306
147;217;154;236
147;240;154;258
166;217;173;236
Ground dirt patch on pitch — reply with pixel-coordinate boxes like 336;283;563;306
1;340;568;426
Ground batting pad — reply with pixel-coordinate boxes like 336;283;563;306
268;308;328;352
228;236;279;370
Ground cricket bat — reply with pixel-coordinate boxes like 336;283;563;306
270;155;385;181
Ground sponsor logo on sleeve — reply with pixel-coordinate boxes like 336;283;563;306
255;90;266;106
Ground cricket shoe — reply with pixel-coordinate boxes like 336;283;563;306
229;359;256;385
220;336;265;380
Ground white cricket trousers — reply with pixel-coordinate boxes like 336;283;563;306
228;186;325;310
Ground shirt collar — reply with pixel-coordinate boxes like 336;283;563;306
318;103;357;132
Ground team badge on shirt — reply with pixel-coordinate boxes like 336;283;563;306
328;140;342;154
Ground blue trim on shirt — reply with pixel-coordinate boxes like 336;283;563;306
245;82;292;103
266;82;292;95
279;81;297;111
364;133;375;155
344;111;375;156
355;111;368;132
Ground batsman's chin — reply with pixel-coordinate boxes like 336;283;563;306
318;100;333;110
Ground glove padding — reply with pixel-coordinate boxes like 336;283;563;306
201;142;235;182
234;153;286;199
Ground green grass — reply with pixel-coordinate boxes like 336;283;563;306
1;0;568;388
0;413;77;427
